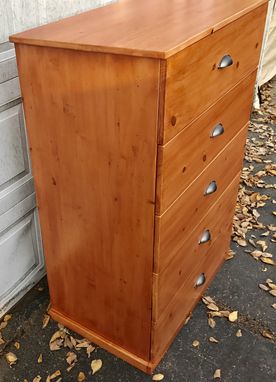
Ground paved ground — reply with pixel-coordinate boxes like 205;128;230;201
0;79;275;382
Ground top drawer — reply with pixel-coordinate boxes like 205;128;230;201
160;4;267;144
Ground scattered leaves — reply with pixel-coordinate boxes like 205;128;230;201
228;311;238;322
209;337;219;343
78;372;86;382
5;352;17;366
208;318;216;328
262;330;273;340
37;354;43;364
46;370;61;382
91;359;102;375
214;369;221;379
236;329;242;337
152;374;164;381
42;314;50;329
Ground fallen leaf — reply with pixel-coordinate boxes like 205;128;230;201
209;337;219;343
269;290;276;297
86;344;95;358
236;329;242;337
272;304;276;309
0;322;8;330
5;352;17;366
228;311;238;322
91;359;102;375
259;283;269;291
202;296;216;305
262;330;273;340
49;330;63;344
192;340;200;348
0;333;5;345
76;340;91;349
46;370;61;381
14;342;20;349
152;374;164;381
37;354;43;363
260;257;275;266
32;377;41;382
208;318;216;328
3;314;12;322
207;303;219;312
49;339;63;351
237;239;247;247
42;314;50;329
214;369;221;379
78;372;86;382
257;240;268;252
267;282;276;290
66;351;77;365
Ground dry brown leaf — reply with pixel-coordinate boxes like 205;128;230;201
49;330;63;344
237;239;247;247
0;322;8;330
257;240;268;252
3;314;12;322
269;290;276;297
209;337;219;343
271;303;276;309
262;330;273;340
91;359;102;375
78;372;86;382
49;339;63;351
32;377;41;382
207;303;219;312
42;314;50;329
76;340;90;349
86;344;95;358
261;231;270;237
47;370;61;381
66;351;77;365
267;282;276;290
228;311;238;322
202;296;216;305
214;369;221;379
236;329;242;337
226;250;235;260
5;352;17;366
208;318;216;328
152;374;165;381
0;333;5;345
268;225;276;232
260;257;275;266
259;283;269;291
70;336;77;348
37;354;43;364
14;342;20;349
273;212;276;216
192;340;200;348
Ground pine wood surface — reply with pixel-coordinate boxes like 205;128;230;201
10;0;267;59
15;44;160;360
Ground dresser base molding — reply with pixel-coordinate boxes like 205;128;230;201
49;308;155;374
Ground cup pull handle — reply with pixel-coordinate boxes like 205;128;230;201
211;123;224;138
199;229;211;244
195;273;206;288
218;54;233;69
204;181;217;196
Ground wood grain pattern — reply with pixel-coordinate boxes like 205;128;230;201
153;173;241;319
154;125;248;274
156;71;256;214
151;219;234;362
15;44;160;361
162;4;267;143
10;0;267;59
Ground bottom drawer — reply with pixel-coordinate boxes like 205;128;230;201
151;212;234;363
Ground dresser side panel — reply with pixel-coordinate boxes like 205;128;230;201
15;45;160;360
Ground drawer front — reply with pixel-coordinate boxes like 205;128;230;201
157;71;256;214
151;224;232;362
155;125;247;269
161;4;267;143
153;172;240;319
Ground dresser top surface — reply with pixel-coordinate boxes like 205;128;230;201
10;0;267;59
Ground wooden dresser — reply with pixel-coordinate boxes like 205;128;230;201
10;0;268;373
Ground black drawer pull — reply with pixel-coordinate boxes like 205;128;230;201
211;123;224;138
204;181;217;196
195;273;206;288
199;229;211;244
218;54;233;69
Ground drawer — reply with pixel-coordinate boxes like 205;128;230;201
153;172;240;320
154;124;247;272
156;71;256;214
160;4;267;143
151;223;232;362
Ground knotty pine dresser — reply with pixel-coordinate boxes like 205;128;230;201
10;0;267;373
